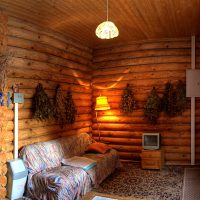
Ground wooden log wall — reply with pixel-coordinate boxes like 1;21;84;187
0;13;9;199
92;38;197;165
196;38;200;164
0;16;93;199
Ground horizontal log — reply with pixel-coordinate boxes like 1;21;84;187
8;46;92;72
18;127;92;149
8;22;92;58
8;98;91;110
0;175;7;187
92;130;142;138
92;78;185;90
94;37;191;54
0;165;7;176
94;39;190;55
6;119;91;131
93;114;191;124
109;144;142;152
92;130;190;140
92;70;186;84
6;105;91;121
0;186;6;199
93;49;190;63
7;107;91;120
61;127;91;137
8;17;92;53
162;139;190;146
7;78;91;94
8;35;92;65
93;63;190;77
162;146;190;153
95;56;190;69
8;89;91;100
0;142;13;152
18;134;61;149
118;152;140;160
0;152;13;164
92;86;189;97
8;67;90;86
9;57;92;79
93;136;141;145
92;123;191;132
165;153;190;161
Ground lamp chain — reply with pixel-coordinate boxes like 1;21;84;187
107;0;108;21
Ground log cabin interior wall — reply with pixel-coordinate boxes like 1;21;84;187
0;15;93;198
92;38;195;165
0;13;200;200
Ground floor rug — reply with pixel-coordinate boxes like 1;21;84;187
94;163;184;200
182;168;200;200
81;191;142;200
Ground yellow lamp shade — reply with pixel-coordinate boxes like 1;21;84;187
95;96;110;110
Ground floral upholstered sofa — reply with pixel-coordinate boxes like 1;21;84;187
19;133;120;200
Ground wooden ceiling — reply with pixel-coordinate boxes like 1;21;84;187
0;0;200;48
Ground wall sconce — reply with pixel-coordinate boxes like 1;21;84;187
95;96;110;141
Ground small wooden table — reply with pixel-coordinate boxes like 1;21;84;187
141;149;164;170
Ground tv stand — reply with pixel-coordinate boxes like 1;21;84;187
141;149;164;170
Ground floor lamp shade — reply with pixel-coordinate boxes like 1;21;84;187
95;96;110;111
95;96;110;141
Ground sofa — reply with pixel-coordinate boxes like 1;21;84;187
19;132;120;200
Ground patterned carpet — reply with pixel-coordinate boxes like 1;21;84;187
94;163;184;200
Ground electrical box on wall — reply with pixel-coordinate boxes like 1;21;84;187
186;69;200;97
13;93;24;104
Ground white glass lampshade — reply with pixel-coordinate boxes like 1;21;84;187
95;21;119;39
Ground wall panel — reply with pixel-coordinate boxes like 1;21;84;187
92;38;192;165
0;16;92;199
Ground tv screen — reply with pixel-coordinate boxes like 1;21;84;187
143;133;160;150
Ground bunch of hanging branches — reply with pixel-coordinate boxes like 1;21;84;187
0;51;12;92
65;90;77;124
55;85;66;127
162;81;186;117
144;87;161;124
120;84;136;114
33;83;55;120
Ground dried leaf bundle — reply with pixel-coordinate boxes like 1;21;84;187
175;80;186;114
0;52;11;92
55;85;66;127
144;87;161;124
120;84;136;114
162;81;186;116
65;90;77;124
33;83;55;120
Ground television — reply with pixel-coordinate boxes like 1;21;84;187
142;133;160;150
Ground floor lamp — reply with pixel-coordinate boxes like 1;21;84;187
95;96;110;141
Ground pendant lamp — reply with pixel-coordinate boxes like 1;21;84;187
95;0;119;39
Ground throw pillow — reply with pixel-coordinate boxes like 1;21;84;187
86;142;111;154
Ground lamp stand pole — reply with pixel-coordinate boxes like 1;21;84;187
95;111;101;141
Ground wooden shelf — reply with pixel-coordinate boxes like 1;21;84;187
141;149;164;170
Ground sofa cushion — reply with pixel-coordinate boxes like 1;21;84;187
27;166;92;200
84;149;120;185
19;139;64;173
60;133;93;158
86;142;111;154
